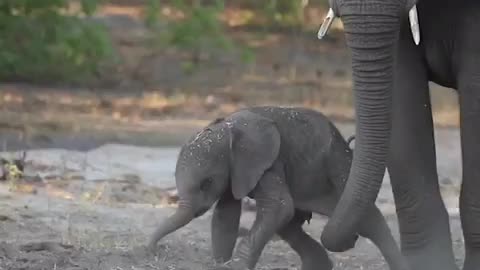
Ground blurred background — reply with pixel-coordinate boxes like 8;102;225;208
0;0;459;151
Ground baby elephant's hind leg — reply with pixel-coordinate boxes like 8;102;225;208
278;209;333;270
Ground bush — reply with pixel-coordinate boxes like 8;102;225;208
147;0;254;72
0;0;114;84
242;0;306;29
262;0;306;28
155;0;231;52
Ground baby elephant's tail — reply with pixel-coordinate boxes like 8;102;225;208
346;135;355;150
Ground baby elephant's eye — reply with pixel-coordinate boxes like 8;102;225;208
200;178;213;191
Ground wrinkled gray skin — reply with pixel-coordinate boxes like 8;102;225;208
319;1;480;270
148;106;409;270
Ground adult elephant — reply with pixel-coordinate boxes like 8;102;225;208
317;0;480;270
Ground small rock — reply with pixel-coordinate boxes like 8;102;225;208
0;215;14;222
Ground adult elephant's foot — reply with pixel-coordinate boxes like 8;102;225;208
403;246;459;270
394;200;458;270
394;201;458;270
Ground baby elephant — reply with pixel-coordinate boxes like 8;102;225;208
148;106;409;270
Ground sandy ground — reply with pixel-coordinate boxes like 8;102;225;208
0;122;466;270
0;189;466;270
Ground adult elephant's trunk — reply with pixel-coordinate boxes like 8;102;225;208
321;1;403;252
148;204;195;249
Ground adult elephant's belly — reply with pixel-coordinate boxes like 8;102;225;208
424;40;457;89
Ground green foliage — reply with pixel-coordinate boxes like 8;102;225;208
162;0;231;52
149;0;254;72
246;0;306;29
81;0;100;16
0;0;114;84
265;0;305;26
144;0;160;29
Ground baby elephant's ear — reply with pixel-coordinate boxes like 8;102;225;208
227;111;281;199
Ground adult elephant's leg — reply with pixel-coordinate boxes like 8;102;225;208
387;25;457;270
277;210;332;270
458;58;480;270
357;207;410;270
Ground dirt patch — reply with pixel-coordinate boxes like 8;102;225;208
0;183;467;270
0;136;466;269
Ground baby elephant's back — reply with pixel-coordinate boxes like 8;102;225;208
247;106;339;173
248;106;335;149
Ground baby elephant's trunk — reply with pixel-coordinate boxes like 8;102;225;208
148;207;195;249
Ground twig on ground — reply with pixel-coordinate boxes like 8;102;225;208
19;241;73;253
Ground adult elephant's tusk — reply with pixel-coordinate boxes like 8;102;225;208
409;5;420;45
318;8;336;40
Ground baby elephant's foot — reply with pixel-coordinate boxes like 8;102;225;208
301;246;332;270
302;258;332;270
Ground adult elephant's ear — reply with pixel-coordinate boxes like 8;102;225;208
227;111;281;200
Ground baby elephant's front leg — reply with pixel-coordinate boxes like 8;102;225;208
231;165;294;270
211;191;242;265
